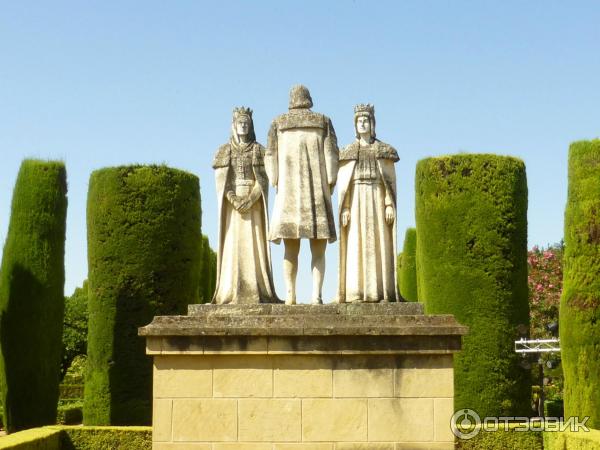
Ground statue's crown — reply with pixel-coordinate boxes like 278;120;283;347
233;106;253;119
354;103;375;116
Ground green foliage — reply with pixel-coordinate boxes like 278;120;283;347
56;401;83;425
0;427;60;449
199;234;216;303
456;426;542;449
0;160;68;432
396;253;402;295
0;426;151;450
529;244;563;339
84;165;202;426
61;283;88;379
527;243;564;413
62;355;86;387
545;399;564;418
544;428;600;450
415;154;531;416
60;426;151;450
561;139;600;429
400;228;418;302
59;384;83;400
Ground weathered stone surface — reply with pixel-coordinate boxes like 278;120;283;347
433;398;455;442
268;335;462;354
395;444;454;449
203;336;269;354
172;399;237;441
141;304;465;338
153;444;211;450
145;316;466;355
161;336;203;353
214;445;272;450
151;334;462;356
147;336;162;354
146;301;464;448
302;399;368;441
395;355;453;398
212;355;272;397
154;356;212;398
333;355;394;397
336;444;395;450
150;354;460;447
368;398;434;441
273;445;332;450
187;302;423;317
273;355;332;397
153;399;172;442
238;399;301;441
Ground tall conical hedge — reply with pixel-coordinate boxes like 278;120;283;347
561;140;600;428
199;234;217;303
415;154;530;416
396;253;402;296
84;165;202;425
208;245;216;299
400;228;418;302
0;160;67;432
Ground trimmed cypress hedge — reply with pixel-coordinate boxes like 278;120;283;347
209;246;216;300
543;427;600;450
59;384;84;400
396;253;402;296
84;165;202;425
456;424;542;450
56;401;83;425
0;426;152;450
561;140;600;429
199;234;216;303
60;426;151;450
0;427;61;449
415;154;530;416
0;160;68;432
400;228;418;302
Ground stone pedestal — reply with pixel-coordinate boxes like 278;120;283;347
139;303;467;450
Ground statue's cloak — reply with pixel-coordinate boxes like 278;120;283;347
212;141;276;303
337;139;400;302
265;109;339;243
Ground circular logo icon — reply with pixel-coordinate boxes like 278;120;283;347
451;408;481;440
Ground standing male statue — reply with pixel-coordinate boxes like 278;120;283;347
265;85;339;305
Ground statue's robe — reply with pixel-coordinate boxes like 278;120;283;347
212;141;279;304
337;139;400;302
265;108;339;243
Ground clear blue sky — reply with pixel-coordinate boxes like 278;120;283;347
1;1;599;301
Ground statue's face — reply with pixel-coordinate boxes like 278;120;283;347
235;117;250;136
356;116;371;135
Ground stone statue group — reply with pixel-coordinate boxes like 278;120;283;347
212;85;399;305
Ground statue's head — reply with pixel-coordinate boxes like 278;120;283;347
354;103;376;141
231;106;256;144
288;85;313;110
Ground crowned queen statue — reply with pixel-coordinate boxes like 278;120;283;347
212;107;279;304
337;104;400;303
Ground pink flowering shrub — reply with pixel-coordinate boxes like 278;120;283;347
528;243;563;339
528;242;564;409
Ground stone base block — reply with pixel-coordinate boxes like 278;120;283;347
140;303;466;450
